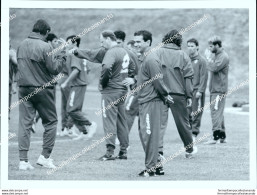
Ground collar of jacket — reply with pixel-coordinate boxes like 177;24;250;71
215;48;224;56
28;32;46;41
190;53;200;61
163;43;181;50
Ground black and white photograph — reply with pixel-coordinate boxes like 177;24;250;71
1;0;256;192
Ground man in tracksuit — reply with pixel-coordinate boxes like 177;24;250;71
114;30;139;133
71;30;136;160
134;30;173;177
61;35;97;141
204;35;229;144
156;29;197;160
17;19;66;170
187;38;208;140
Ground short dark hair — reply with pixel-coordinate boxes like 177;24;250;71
127;40;135;46
187;38;199;47
162;29;182;47
32;19;51;35
114;30;126;41
101;30;117;41
208;35;222;47
46;33;58;42
66;35;81;47
134;30;152;46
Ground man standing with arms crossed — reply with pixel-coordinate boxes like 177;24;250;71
17;19;66;170
156;29;197;161
204;36;229;144
134;30;173;177
187;38;208;140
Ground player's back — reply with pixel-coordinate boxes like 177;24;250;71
100;45;129;93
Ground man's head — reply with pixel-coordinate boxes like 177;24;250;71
66;35;81;49
32;19;51;39
208;35;222;53
162;29;182;47
100;30;117;49
114;30;126;46
46;33;58;49
187;38;199;56
134;30;152;54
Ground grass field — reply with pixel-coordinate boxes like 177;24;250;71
8;86;249;180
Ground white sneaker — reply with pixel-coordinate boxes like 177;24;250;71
72;132;88;141
115;137;120;145
19;161;34;170
37;155;56;169
60;128;69;137
68;126;79;137
87;121;97;138
185;146;198;159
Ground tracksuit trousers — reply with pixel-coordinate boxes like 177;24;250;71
101;91;129;153
18;87;57;161
159;95;193;154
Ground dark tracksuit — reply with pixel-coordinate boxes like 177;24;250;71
9;49;18;119
17;32;65;160
58;57;73;130
137;48;169;170
188;54;208;136
207;49;229;137
156;43;194;154
75;46;136;152
66;54;91;134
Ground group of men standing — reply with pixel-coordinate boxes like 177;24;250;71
9;19;229;177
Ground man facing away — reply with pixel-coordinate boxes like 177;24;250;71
17;19;66;170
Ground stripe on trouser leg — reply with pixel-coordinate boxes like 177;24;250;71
214;95;220;110
102;99;106;118
69;91;75;107
146;113;151;135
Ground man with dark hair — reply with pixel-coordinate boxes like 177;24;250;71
61;35;97;141
204;35;229;144
134;30;173;177
187;38;208;141
17;19;65;170
114;30;126;46
156;29;197;160
70;30;136;160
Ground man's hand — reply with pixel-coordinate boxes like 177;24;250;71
186;98;192;107
165;95;174;106
195;92;202;99
122;78;135;87
68;48;77;54
204;48;214;63
9;49;16;59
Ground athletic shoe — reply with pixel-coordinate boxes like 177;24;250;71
68;126;79;137
19;161;34;170
99;153;116;161
72;132;88;141
115;137;120;145
185;146;198;159
138;170;156;177
116;151;127;160
36;155;56;169
60;128;69;137
155;167;165;175
203;139;217;145
87;121;97;138
220;139;227;143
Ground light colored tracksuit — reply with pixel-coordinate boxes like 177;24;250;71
207;48;229;133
